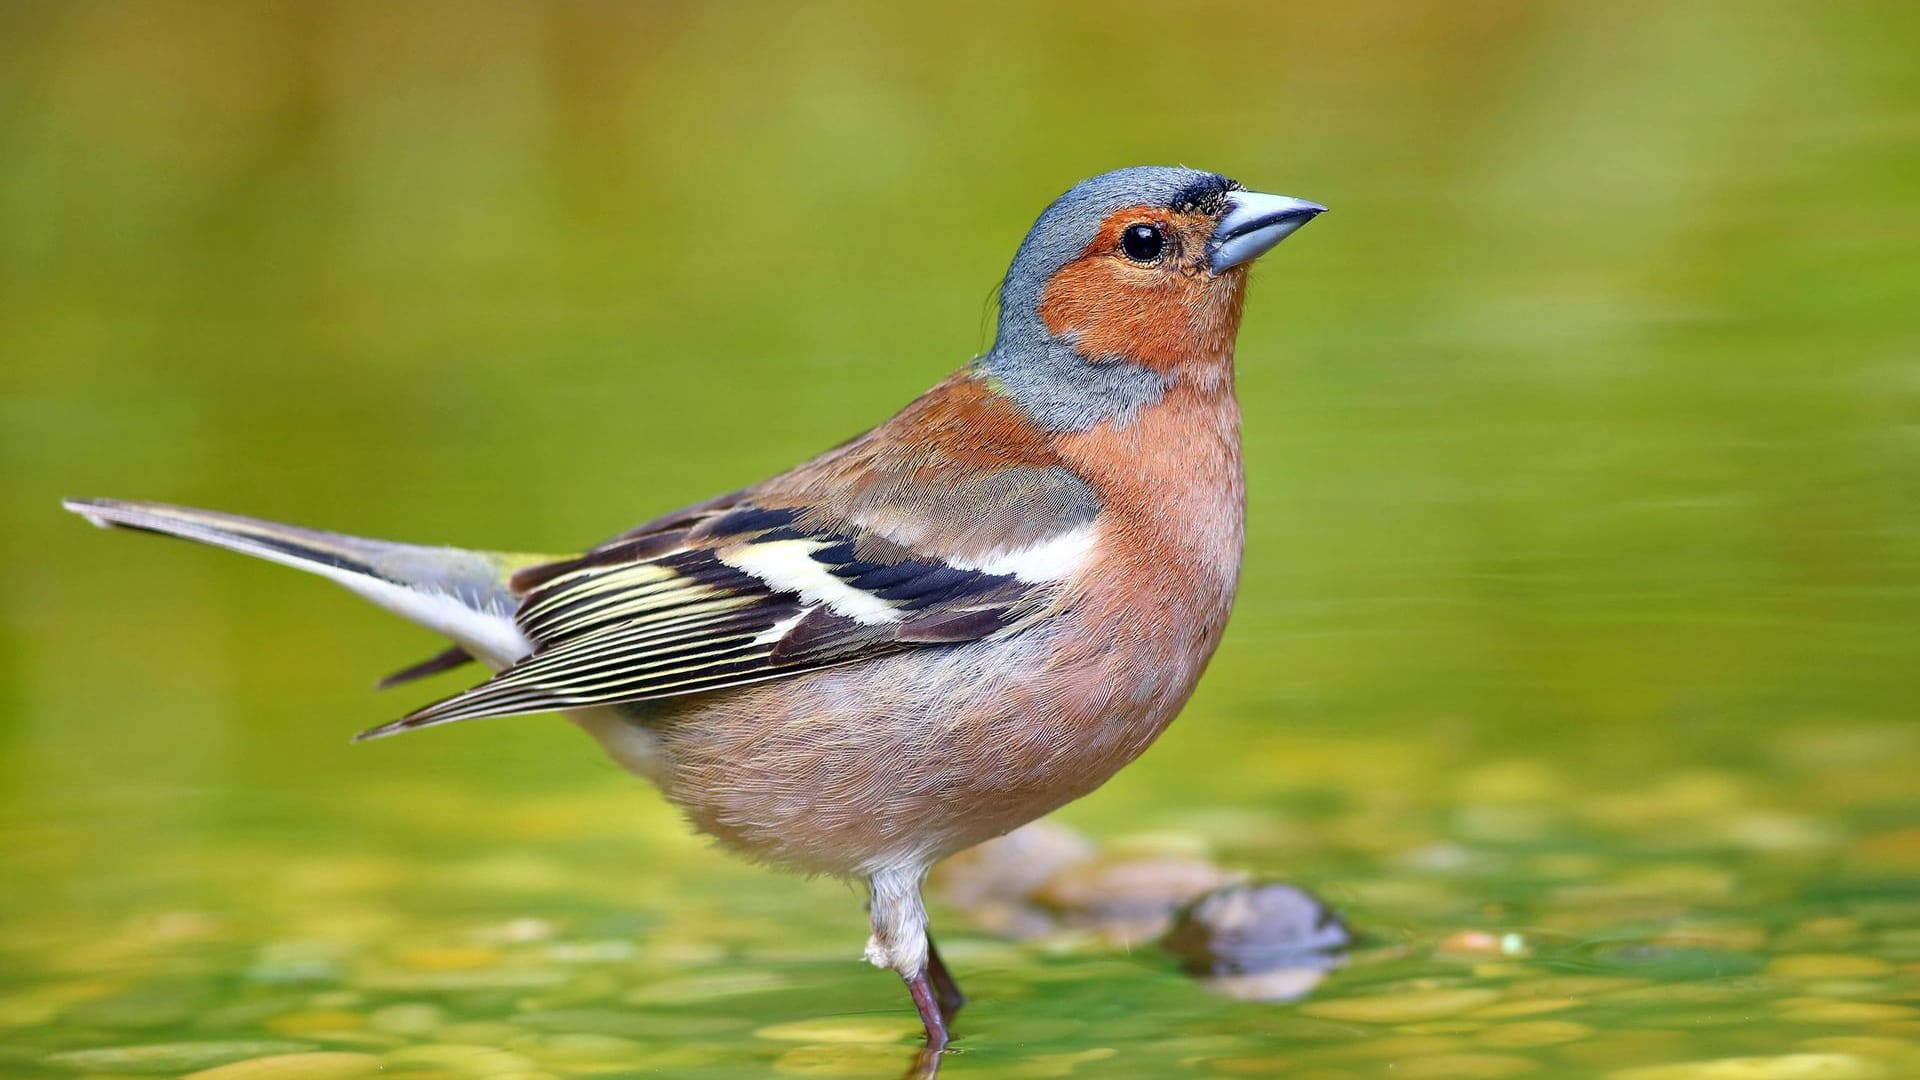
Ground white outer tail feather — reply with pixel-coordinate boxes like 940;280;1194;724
62;498;534;669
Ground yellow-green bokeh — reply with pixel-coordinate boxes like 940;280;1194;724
2;3;1916;1077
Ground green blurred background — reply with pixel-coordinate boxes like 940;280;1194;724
2;3;1916;1078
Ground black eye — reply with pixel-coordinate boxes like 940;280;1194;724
1121;223;1164;262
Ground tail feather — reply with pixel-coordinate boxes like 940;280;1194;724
63;498;547;669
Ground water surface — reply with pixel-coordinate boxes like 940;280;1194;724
3;3;1916;1077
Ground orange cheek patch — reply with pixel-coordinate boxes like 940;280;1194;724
1037;208;1245;371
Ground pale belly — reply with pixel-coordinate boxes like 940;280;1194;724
562;616;1221;878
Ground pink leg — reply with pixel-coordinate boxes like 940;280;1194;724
903;968;950;1050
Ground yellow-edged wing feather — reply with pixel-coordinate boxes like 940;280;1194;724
355;505;1038;740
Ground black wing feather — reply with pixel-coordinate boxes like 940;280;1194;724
357;505;1058;740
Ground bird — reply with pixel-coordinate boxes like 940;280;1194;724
63;165;1324;1052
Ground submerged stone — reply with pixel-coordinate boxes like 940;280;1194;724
1162;882;1351;1002
1203;967;1333;1002
935;821;1097;909
1301;988;1502;1024
1037;853;1242;926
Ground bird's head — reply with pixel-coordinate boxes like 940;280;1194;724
985;166;1324;430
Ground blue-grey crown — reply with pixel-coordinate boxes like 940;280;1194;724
981;167;1237;433
997;166;1237;334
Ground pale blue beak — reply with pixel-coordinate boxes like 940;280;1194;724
1207;190;1327;273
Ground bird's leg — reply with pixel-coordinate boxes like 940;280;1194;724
903;968;950;1051
926;933;966;1020
865;867;951;1050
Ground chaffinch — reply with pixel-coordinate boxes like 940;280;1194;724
65;166;1324;1052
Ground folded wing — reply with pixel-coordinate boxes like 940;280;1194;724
356;503;1062;739
359;371;1109;741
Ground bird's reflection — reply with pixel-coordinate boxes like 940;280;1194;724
901;1045;945;1079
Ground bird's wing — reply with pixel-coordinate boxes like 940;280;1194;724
357;369;1103;740
356;496;1092;740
